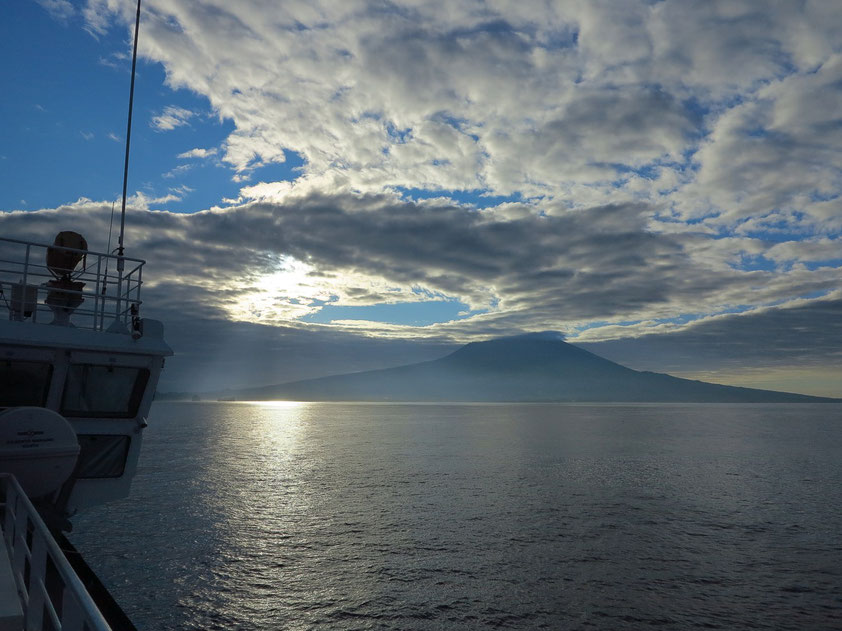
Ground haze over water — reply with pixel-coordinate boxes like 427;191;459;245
73;402;842;630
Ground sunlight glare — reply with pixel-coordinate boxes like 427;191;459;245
230;255;332;322
245;400;308;409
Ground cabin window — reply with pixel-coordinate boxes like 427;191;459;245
61;364;149;418
0;360;52;407
75;435;131;478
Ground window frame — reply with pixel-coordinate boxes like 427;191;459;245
0;359;53;408
60;363;150;419
74;434;132;479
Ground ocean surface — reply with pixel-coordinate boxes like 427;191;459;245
71;402;842;630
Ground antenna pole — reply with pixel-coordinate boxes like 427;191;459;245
113;0;141;328
118;0;142;259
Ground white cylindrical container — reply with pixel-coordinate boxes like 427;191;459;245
0;407;80;498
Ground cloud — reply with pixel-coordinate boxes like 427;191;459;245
583;296;842;373
8;2;842;394
98;51;130;69
74;0;841;233
163;164;194;179
677;55;842;230
127;186;192;208
150;105;195;131
3;191;839;333
237;180;294;203
3;191;839;391
177;147;218;159
36;0;74;21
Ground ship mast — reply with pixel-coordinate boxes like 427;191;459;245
113;0;141;323
118;0;142;260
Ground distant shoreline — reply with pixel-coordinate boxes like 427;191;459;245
155;396;842;405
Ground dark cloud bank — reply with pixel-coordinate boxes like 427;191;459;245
2;192;838;393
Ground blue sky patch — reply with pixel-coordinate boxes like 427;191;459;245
730;254;777;272
397;187;523;208
301;299;482;326
805;259;842;271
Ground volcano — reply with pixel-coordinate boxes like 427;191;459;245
228;333;835;402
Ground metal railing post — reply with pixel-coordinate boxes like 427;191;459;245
0;237;146;332
136;264;143;316
11;491;30;609
1;475;113;631
2;486;14;553
26;536;47;630
115;256;125;325
94;255;103;331
19;244;31;323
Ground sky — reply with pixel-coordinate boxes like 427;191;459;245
1;0;841;396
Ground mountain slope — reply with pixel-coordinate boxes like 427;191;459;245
232;333;836;403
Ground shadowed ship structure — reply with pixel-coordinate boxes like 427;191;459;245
0;1;172;628
0;232;172;629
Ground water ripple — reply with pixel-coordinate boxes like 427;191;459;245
72;402;842;630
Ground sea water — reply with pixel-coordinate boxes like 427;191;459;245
71;402;842;630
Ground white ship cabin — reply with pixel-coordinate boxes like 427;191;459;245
0;233;172;521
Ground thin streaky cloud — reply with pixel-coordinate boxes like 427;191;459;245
177;147;218;159
150;106;195;132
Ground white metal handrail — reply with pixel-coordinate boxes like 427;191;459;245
0;237;145;332
0;473;111;631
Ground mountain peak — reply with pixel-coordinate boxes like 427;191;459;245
444;332;618;373
495;331;566;342
222;332;836;403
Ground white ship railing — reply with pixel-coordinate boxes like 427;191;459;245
0;236;144;332
0;474;111;631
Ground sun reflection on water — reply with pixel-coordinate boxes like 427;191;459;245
243;400;308;409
